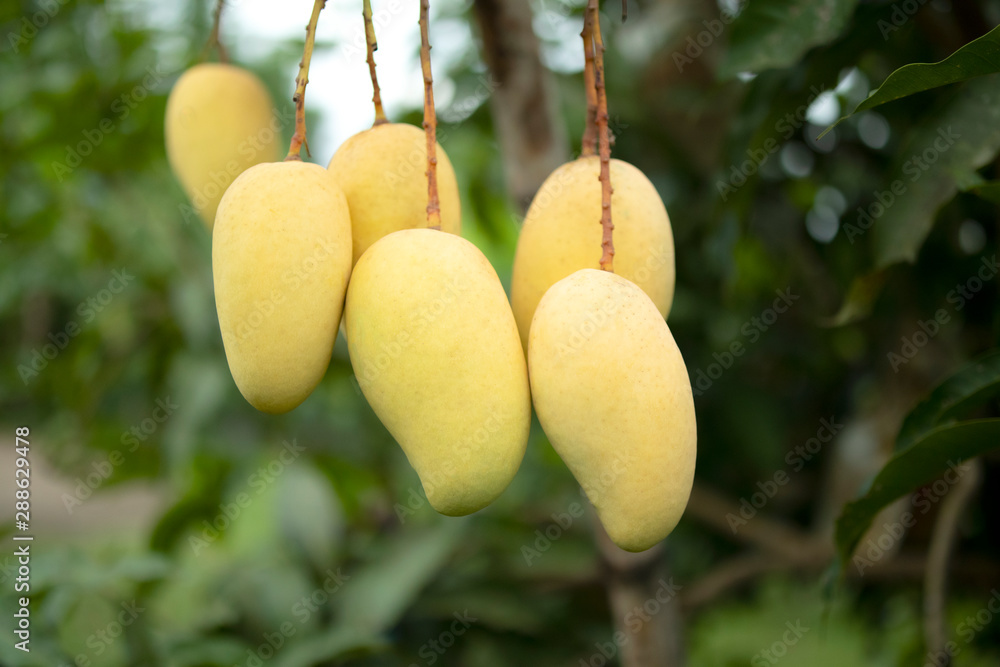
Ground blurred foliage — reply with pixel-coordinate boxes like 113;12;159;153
1;0;999;666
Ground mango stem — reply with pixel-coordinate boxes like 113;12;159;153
590;0;614;272
363;0;389;126
200;0;229;64
580;9;597;158
285;0;326;161
420;0;442;230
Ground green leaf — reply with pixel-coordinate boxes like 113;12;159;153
870;75;1000;267
273;627;385;667
335;520;466;634
278;463;345;572
718;0;860;79
896;350;1000;451
834;419;1000;564
829;24;1000;128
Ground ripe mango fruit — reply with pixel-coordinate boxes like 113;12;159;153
511;156;675;348
165;63;280;228
327;123;461;264
345;229;530;515
528;269;696;552
213;161;352;414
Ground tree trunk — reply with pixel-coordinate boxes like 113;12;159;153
472;0;568;214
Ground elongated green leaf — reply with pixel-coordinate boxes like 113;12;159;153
870;75;1000;267
718;0;859;79
833;24;1000;127
278;463;344;571
335;520;466;634
896;350;1000;451
835;419;1000;564
273;627;385;667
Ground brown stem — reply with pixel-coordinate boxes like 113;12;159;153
924;458;982;663
590;0;614;272
580;9;597;158
686;483;829;563
420;0;442;229
285;0;326;161
363;0;388;126
621;0;628;23
201;0;229;63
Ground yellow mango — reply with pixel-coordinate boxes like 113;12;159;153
511;156;675;348
345;229;530;515
327;123;461;264
213;161;351;414
165;63;280;229
528;269;696;552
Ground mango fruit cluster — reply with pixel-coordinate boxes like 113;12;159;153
165;65;695;552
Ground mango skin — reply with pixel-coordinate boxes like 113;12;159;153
165;63;279;229
213;161;352;414
528;269;696;552
345;229;530;515
327;123;461;265
511;156;675;349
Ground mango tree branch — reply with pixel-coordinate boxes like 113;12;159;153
201;0;229;63
581;9;597;157
285;0;326;161
590;0;614;272
924;458;982;661
420;0;442;229
363;0;388;125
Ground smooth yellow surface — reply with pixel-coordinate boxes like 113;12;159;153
165;63;279;229
511;156;675;349
345;229;530;515
327;123;461;265
528;269;696;552
213;161;352;414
